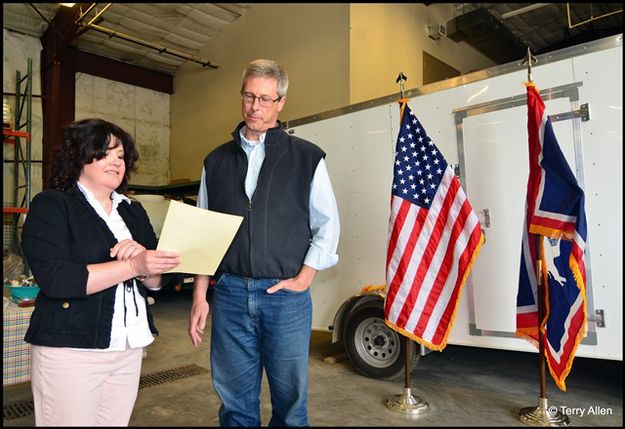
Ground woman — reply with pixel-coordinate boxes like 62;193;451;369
21;118;180;426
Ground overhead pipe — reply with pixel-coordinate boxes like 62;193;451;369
501;4;550;19
73;3;97;24
566;3;623;29
74;3;220;69
84;3;112;27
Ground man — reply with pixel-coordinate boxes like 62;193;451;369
188;59;340;426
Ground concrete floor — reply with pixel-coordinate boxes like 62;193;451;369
4;288;622;427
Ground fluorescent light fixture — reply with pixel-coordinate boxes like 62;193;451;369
59;3;76;7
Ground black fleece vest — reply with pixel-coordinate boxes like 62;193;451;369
203;122;325;279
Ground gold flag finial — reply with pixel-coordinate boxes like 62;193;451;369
522;47;538;83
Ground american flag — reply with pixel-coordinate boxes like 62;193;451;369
516;83;587;391
384;100;484;351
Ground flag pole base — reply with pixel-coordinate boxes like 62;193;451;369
519;397;571;426
385;387;430;416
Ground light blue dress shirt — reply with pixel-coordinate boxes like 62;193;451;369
197;127;340;271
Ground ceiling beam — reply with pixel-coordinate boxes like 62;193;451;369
39;50;76;190
39;3;90;189
40;3;91;69
75;50;173;94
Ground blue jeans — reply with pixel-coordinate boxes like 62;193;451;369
210;273;312;427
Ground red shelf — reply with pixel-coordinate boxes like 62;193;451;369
3;207;28;214
3;129;30;144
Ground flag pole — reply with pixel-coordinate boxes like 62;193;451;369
385;71;429;416
518;49;570;426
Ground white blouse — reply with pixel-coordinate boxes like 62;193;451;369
76;181;155;351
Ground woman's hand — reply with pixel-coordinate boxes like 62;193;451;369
128;249;181;278
110;239;146;261
110;239;180;278
86;245;180;295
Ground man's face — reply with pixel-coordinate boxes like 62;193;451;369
241;76;286;139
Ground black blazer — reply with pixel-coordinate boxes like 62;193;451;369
21;188;159;348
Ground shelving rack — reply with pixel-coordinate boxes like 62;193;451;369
3;59;33;275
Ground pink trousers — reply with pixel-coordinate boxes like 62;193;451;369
31;345;143;426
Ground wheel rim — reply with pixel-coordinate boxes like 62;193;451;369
353;316;401;368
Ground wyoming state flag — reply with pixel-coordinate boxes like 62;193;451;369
516;82;588;391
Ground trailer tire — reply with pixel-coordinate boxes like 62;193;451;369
343;302;419;380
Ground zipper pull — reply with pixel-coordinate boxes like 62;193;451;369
248;200;252;212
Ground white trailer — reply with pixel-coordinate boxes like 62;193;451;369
284;35;622;379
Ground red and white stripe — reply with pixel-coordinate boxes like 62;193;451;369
385;166;482;349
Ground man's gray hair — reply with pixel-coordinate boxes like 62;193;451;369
242;59;289;98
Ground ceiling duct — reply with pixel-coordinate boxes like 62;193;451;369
446;7;527;64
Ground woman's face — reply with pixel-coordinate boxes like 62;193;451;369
79;136;126;195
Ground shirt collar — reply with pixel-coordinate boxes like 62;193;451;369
239;125;266;150
76;180;130;210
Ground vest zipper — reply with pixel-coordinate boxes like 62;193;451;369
248;199;253;276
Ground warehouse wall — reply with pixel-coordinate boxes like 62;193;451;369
3;29;170;195
349;3;493;103
4;4;496;189
170;3;350;181
170;3;494;181
75;74;171;185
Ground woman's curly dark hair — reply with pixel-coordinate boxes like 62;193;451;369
50;118;139;193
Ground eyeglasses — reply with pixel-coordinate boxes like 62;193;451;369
240;91;282;107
